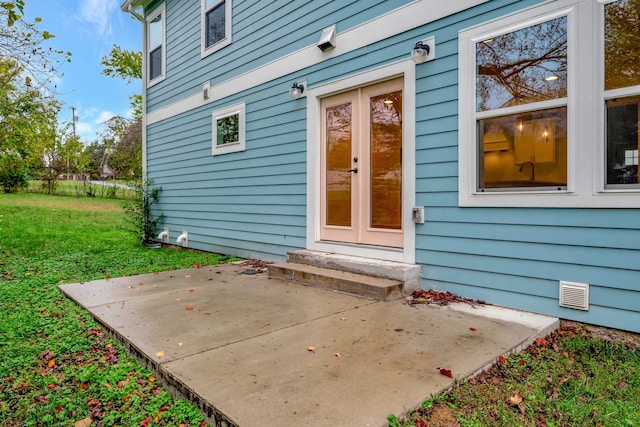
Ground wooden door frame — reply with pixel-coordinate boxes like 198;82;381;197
305;61;417;264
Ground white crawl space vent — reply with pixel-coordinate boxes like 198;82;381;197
559;280;589;311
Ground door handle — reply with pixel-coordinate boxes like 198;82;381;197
347;168;358;173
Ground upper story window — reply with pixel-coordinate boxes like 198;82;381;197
458;0;640;208
201;0;231;57
146;5;165;85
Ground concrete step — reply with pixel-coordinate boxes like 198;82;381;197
286;249;422;294
268;262;404;301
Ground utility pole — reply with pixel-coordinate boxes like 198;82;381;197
71;107;78;138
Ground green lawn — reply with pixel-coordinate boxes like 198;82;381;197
389;328;640;427
0;193;232;427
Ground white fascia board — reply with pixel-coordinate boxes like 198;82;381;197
146;0;490;125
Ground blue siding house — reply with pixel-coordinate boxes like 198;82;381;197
122;0;640;333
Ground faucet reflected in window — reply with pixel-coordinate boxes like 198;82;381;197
519;161;535;180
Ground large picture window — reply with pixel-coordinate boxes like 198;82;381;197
604;0;640;188
201;0;231;57
476;16;568;191
458;0;640;207
146;5;165;85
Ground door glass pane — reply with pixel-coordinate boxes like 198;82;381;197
370;90;402;229
476;16;567;112
478;107;567;190
326;103;352;226
605;0;640;91
606;96;640;186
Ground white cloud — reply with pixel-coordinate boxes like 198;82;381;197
73;108;118;142
77;0;120;38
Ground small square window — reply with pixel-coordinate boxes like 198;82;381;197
212;103;245;155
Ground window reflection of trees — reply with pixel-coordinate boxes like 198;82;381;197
605;0;640;90
476;16;567;111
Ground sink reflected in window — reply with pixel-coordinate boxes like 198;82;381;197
478;107;567;191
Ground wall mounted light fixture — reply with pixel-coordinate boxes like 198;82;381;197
290;81;306;99
411;36;436;64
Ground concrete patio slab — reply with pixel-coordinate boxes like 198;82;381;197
60;262;558;427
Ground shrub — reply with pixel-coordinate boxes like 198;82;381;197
0;154;28;193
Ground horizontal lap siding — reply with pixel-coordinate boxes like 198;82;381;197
146;78;307;260
148;0;409;111
415;0;640;332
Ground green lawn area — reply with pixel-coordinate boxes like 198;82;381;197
2;192;639;427
0;193;232;427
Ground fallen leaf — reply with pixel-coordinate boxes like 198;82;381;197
155;351;165;358
47;383;56;389
189;288;195;292
138;281;144;286
186;306;195;311
185;275;192;279
439;368;453;378
47;359;55;368
307;346;316;353
340;316;347;321
509;394;523;405
139;417;151;427
334;352;341;358
75;418;92;427
149;375;156;382
105;274;110;279
55;406;64;413
499;355;507;363
175;298;181;302
469;327;478;331
360;317;367;321
518;403;526;414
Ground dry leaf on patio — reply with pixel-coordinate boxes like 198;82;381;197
307;346;316;353
155;351;164;358
439;368;453;378
340;316;347;321
185;275;192;279
334;352;341;357
186;306;195;311
469;327;478;331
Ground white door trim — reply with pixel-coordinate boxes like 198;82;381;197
306;60;416;263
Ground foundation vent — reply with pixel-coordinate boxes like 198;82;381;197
559;280;589;311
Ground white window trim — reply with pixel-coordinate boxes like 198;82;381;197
201;0;231;58
458;0;640;208
212;102;245;156
146;3;166;87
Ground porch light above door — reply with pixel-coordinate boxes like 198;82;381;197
290;81;306;99
411;36;435;64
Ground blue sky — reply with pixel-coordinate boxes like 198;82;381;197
24;0;143;141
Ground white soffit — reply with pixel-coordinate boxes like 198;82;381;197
146;0;490;125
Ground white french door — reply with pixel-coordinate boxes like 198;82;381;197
320;78;404;248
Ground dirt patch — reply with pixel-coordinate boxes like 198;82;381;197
425;404;459;426
561;320;640;348
4;196;124;212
